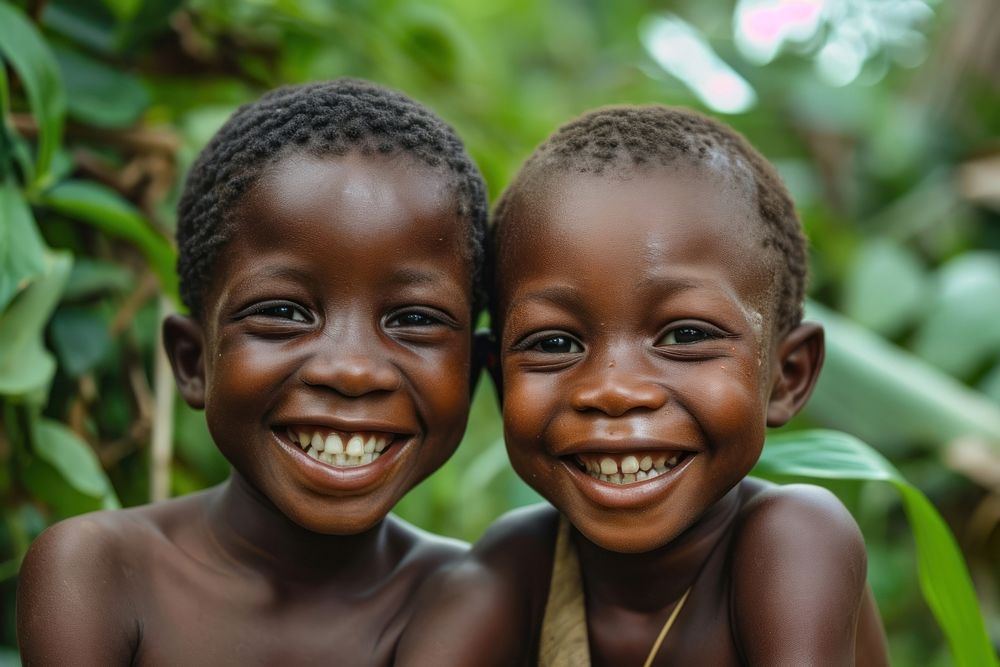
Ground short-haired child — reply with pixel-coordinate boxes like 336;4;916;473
17;79;488;665
399;105;889;665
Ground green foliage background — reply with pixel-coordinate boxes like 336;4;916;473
2;0;1000;663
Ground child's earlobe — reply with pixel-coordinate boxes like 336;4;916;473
766;322;825;427
163;314;207;409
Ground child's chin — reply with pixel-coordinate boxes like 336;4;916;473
281;498;394;536
569;513;685;555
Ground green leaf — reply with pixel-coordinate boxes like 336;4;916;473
912;252;1000;379
0;179;47;312
62;257;134;301
31;417;119;508
52;43;150;128
101;0;142;23
840;238;927;337
0;0;66;187
806;300;1000;453
755;430;997;667
20;455;104;517
42;180;178;302
49;305;112;377
0;250;71;400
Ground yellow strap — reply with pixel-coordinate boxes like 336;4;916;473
539;517;590;667
641;586;692;667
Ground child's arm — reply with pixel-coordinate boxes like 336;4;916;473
17;515;138;665
730;483;884;666
396;504;558;666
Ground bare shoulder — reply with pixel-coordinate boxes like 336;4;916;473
396;504;559;667
17;506;160;664
736;479;865;552
730;480;868;664
385;513;469;571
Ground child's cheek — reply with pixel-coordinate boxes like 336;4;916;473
688;370;767;452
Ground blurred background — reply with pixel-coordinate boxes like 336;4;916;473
1;0;999;663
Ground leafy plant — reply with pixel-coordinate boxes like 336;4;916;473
1;0;998;662
756;430;998;667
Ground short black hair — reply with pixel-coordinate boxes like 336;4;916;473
176;78;488;316
492;105;806;333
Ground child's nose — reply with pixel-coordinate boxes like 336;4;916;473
299;327;402;397
569;365;669;417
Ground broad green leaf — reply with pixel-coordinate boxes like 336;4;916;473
0;180;47;312
912;252;1000;379
42;180;178;302
806;301;1000;453
840;238;927;337
62;257;134;301
0;250;70;400
49;305;112;377
755;430;997;667
0;0;66;187
40;2;118;56
20;455;105;518
52;43;150;128
31;416;119;508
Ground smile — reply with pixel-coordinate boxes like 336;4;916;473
571;451;688;485
287;428;392;468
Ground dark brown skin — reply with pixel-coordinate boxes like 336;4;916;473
398;166;889;665
17;151;477;665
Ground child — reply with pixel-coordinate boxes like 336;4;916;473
399;106;889;665
17;79;488;665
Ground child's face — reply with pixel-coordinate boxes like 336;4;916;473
496;166;782;553
194;152;473;534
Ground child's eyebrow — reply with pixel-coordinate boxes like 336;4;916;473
635;275;701;294
387;267;452;287
514;284;584;309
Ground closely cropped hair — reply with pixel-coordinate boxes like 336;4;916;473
177;78;488;315
493;105;807;332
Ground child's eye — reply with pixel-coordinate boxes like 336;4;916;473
531;335;582;354
658;326;712;345
252;303;309;322
386;311;444;328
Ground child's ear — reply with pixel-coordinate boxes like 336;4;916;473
163;314;207;409
766;322;825;427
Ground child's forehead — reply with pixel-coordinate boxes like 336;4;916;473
513;163;760;252
247;151;454;216
498;163;779;326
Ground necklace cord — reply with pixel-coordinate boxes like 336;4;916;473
641;586;692;667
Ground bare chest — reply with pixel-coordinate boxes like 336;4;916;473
129;551;412;666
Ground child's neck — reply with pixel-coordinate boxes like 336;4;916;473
573;484;742;613
203;473;397;588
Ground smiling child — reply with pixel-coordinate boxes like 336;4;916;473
17;79;487;665
399;106;889;665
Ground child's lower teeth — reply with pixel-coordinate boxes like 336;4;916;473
306;446;381;467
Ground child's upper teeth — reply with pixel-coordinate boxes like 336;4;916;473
620;455;639;474
326;433;344;454
600;458;617;475
287;428;391;468
346;435;365;457
578;451;685;485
